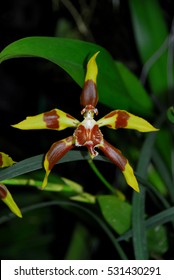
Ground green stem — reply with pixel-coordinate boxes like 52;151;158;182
88;159;125;200
88;159;115;193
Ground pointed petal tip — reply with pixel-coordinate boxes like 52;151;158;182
123;162;140;192
133;184;140;193
16;209;23;218
139;123;159;132
98;110;160;133
11;124;16;128
0;184;23;218
88;51;100;62
11;123;28;130
11;122;26;130
93;51;100;59
85;51;100;83
151;127;159;132
127;114;160;133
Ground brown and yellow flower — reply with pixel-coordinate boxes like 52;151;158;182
13;52;158;192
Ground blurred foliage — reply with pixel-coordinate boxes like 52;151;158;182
0;0;174;260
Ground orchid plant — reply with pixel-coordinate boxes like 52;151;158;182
13;52;158;193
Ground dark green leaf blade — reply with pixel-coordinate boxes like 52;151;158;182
0;36;152;114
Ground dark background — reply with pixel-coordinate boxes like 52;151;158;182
0;0;173;260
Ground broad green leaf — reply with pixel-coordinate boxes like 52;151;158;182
129;0;169;96
115;62;152;116
97;195;132;235
0;36;152;114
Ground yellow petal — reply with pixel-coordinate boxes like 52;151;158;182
85;51;100;83
0;152;15;168
98;110;159;132
123;162;139;192
12;109;79;131
0;183;22;218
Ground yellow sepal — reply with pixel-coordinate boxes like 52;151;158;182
123;162;139;192
85;52;100;83
0;184;22;218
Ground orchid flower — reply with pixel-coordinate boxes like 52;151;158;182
12;52;158;192
0;152;22;217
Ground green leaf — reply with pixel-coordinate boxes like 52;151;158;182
97;195;132;235
115;62;153;115
0;36;152;114
132;129;159;259
129;0;169;96
148;165;167;196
